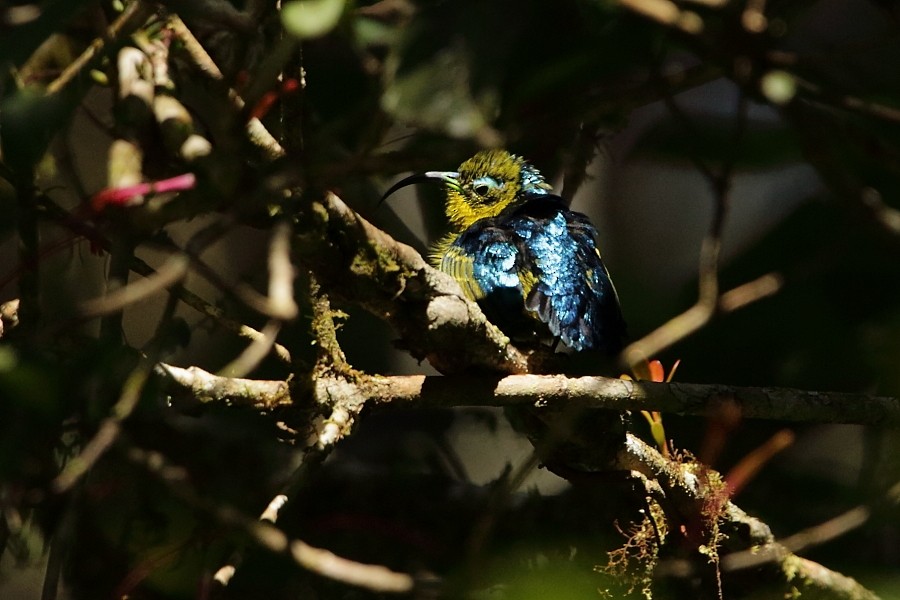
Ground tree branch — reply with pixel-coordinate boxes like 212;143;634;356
293;191;530;375
159;365;900;428
157;364;292;410
623;430;880;600
46;0;155;96
158;363;886;598
351;374;900;425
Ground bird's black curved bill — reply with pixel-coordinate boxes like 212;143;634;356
378;171;459;206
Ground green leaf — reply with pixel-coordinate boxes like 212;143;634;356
382;43;493;140
0;347;61;415
282;0;345;40
760;70;797;106
0;87;69;174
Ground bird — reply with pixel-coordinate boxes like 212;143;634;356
381;149;625;354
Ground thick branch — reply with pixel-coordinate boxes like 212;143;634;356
340;374;900;426
159;365;900;426
157;364;292;409
293;192;529;374
620;434;879;600
160;364;884;598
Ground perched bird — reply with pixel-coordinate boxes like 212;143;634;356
381;149;625;354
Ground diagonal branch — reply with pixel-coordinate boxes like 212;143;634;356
126;445;415;594
293;191;529;375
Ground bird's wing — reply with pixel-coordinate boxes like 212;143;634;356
513;204;625;353
562;211;626;353
440;242;487;301
441;225;530;301
441;224;545;339
440;200;625;352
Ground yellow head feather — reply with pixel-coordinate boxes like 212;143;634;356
443;150;549;231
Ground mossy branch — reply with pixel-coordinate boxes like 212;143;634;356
339;374;900;425
293;191;530;375
157;363;885;599
157;360;900;428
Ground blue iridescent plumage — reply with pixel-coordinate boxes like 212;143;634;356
382;150;625;354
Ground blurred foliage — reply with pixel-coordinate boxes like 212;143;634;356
1;0;900;598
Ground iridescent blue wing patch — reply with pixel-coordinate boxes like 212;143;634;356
512;194;625;353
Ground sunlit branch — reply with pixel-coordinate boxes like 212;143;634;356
294;191;530;374
157;363;292;409
159;364;900;426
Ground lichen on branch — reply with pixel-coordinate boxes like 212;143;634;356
292;191;529;374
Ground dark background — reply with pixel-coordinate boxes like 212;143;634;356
1;0;899;597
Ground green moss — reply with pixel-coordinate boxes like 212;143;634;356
599;500;665;599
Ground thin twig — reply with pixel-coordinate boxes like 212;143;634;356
212;493;289;587
216;222;296;377
127;446;416;593
167;15;286;159
79;254;189;318
265;221;299;321
210;425;335;589
46;0;155;95
53;273;185;494
217;320;283;378
623;88;751;370
717;272;783;313
723;479;900;571
149;238;297;322
130;256;294;364
723;429;795;497
622;269;775;368
51;358;155;493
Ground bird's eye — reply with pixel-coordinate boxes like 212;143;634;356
472;176;502;198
